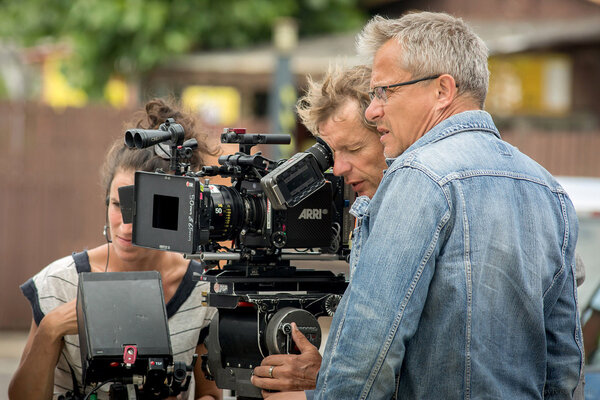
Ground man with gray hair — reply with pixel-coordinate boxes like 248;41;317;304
308;11;583;399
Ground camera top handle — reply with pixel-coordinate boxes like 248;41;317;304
221;128;290;155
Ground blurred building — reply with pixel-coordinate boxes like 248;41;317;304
1;0;600;330
145;0;600;164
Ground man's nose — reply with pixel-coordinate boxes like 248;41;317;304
365;98;383;122
332;156;351;177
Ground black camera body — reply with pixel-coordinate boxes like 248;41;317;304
131;170;341;255
120;126;353;398
128;128;352;259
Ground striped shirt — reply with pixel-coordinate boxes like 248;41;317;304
21;251;216;399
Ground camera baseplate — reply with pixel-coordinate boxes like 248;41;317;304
197;266;347;399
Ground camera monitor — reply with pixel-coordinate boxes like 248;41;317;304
77;271;172;386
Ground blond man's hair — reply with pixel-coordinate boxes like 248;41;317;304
296;64;377;136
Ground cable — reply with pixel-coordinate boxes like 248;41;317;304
103;199;111;272
104;241;110;273
83;379;115;400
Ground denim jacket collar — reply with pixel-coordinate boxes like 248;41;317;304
385;110;500;168
349;195;370;220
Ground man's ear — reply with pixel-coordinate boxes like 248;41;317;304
435;74;458;109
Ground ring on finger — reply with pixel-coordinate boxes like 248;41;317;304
268;365;275;378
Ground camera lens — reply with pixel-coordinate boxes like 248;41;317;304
306;137;334;172
205;186;265;242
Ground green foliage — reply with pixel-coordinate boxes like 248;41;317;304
0;0;366;98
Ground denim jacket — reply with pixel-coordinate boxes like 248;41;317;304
314;110;583;399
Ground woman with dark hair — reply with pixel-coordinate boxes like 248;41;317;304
9;98;222;400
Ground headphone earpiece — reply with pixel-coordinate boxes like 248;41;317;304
103;224;112;243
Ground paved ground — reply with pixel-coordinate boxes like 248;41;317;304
0;330;27;400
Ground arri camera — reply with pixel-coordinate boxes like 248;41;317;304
120;120;353;399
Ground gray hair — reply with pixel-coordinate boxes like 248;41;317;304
356;12;489;108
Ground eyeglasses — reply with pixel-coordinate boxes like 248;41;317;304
368;75;441;102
